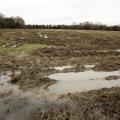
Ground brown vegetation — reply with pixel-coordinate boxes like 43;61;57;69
0;29;120;120
29;87;120;120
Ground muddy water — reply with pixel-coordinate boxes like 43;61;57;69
1;68;120;119
0;71;22;96
47;70;120;95
0;72;50;120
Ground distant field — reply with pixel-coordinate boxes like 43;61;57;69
0;29;120;50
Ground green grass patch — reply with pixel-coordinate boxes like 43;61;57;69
0;43;56;56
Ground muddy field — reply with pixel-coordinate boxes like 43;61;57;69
0;29;120;120
29;87;120;120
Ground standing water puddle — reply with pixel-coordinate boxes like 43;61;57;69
51;66;74;71
1;68;120;119
0;71;51;120
0;71;22;96
47;70;120;95
84;65;95;68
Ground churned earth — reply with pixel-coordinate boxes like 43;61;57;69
0;29;120;120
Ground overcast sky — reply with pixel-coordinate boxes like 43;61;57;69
0;0;120;25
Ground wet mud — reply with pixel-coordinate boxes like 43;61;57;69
0;29;120;120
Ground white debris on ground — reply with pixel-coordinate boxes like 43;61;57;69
37;33;48;39
39;34;43;39
43;34;48;39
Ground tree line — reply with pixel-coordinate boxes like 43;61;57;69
0;13;120;31
26;22;120;31
0;13;25;28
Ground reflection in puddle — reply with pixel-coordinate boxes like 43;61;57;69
1;69;120;119
47;70;120;95
0;72;48;120
0;71;22;97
